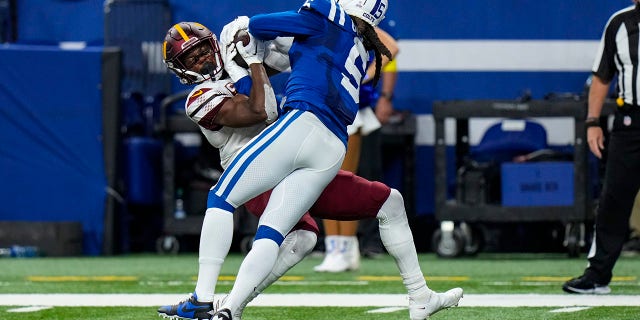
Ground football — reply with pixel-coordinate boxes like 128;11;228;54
232;30;251;68
234;29;251;46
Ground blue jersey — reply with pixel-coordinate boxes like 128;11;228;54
249;0;369;145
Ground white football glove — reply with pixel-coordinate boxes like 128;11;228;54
221;40;248;82
236;33;265;66
219;16;250;48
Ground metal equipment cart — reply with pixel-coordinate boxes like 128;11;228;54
432;99;594;258
155;91;257;254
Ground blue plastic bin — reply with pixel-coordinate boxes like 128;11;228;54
501;162;574;207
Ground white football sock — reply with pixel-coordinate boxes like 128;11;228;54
325;235;339;254
345;235;360;269
234;230;317;319
223;237;280;314
377;189;430;298
194;207;234;302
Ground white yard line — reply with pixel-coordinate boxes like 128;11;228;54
549;307;593;313
0;293;639;307
7;306;53;313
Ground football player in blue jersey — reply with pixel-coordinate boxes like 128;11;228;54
158;1;462;319
209;1;462;319
207;1;394;319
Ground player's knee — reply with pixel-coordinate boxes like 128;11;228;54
377;188;407;223
282;229;318;258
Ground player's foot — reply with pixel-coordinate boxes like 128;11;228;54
210;308;232;320
157;292;213;320
409;288;463;320
313;251;350;272
562;275;611;294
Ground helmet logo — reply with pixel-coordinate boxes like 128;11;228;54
368;0;385;19
342;0;387;26
182;37;197;49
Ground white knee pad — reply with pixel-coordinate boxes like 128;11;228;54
377;188;406;224
278;229;318;267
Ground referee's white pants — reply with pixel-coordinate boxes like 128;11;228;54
209;109;346;240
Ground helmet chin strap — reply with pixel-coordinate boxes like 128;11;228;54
182;69;210;84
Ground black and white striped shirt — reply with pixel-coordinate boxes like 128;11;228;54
593;4;640;106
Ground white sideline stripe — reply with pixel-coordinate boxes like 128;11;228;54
0;294;639;307
397;40;598;71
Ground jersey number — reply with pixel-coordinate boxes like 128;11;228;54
341;38;367;104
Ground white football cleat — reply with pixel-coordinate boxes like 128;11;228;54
313;251;350;272
210;308;232;320
409;287;463;320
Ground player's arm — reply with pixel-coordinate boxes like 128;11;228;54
213;28;278;127
249;10;322;40
186;61;275;130
216;63;276;127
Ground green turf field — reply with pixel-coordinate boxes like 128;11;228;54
0;253;638;319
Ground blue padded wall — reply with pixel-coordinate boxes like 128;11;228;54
0;44;108;255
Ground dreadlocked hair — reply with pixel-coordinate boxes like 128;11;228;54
352;16;392;87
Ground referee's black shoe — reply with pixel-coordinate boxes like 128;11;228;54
562;275;611;294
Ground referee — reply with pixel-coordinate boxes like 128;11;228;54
563;1;640;294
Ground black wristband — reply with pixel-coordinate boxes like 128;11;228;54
380;92;394;101
585;117;600;128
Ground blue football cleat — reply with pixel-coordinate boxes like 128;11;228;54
157;292;213;320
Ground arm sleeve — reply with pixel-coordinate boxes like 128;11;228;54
592;17;619;83
234;76;253;96
249;10;323;40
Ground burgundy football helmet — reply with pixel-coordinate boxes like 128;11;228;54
163;22;224;84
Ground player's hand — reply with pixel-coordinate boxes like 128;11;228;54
220;16;250;49
221;40;249;82
375;97;394;124
236;33;265;66
587;126;605;159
